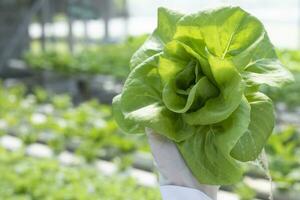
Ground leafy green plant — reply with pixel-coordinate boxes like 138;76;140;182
278;49;300;72
266;127;300;191
0;83;148;163
233;182;256;200
24;35;147;79
264;49;300;107
113;7;293;184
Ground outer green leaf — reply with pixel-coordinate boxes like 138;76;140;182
112;95;144;134
243;59;294;87
174;6;264;59
130;33;163;70
156;7;184;43
231;93;275;161
177;98;251;184
130;7;183;70
127;104;195;142
122;55;162;113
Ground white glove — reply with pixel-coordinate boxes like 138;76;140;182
147;128;219;200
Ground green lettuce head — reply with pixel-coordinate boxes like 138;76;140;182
112;6;293;185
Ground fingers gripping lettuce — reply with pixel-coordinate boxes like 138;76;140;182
112;6;293;185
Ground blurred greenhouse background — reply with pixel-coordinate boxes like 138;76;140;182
0;0;300;199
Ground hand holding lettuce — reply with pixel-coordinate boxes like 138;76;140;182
113;6;293;185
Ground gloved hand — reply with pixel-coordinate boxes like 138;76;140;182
147;128;219;200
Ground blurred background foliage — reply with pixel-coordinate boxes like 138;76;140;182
0;0;300;200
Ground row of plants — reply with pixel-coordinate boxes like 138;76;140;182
0;147;160;200
24;35;147;80
0;82;149;165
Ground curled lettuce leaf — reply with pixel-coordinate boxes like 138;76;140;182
112;6;294;185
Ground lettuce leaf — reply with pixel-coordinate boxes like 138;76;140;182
112;6;293;185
